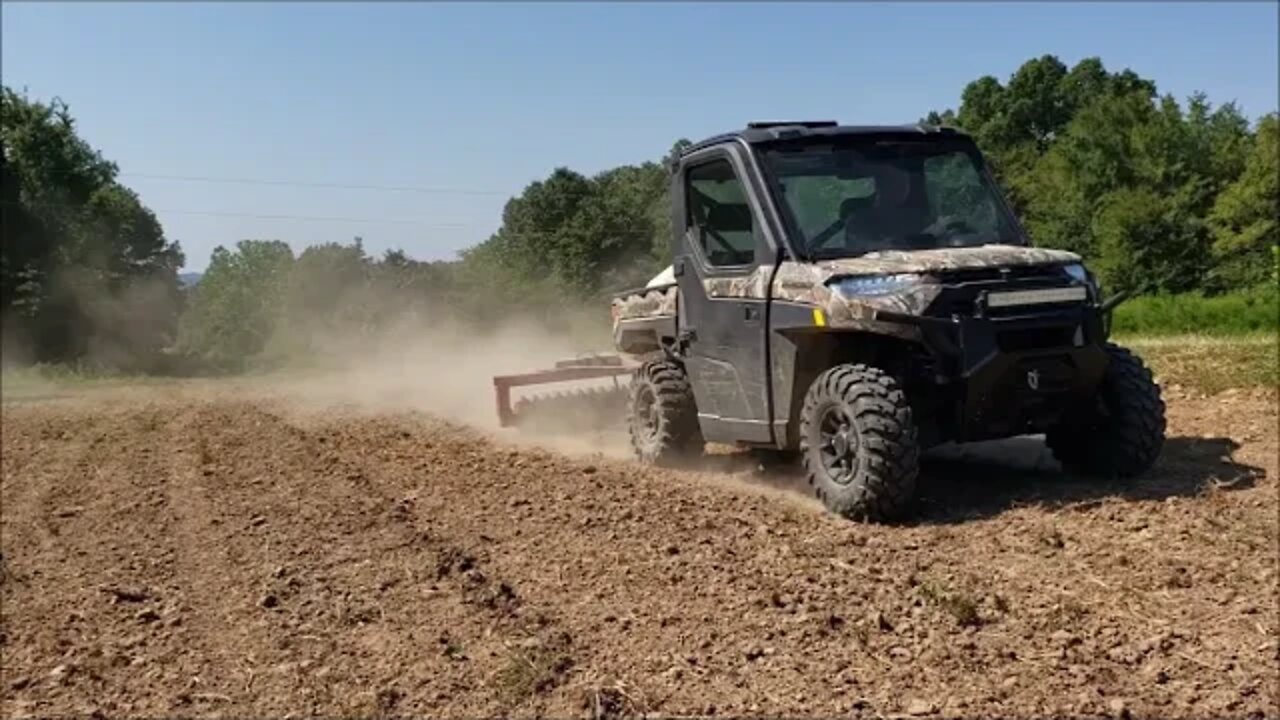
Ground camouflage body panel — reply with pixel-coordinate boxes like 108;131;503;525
611;285;678;327
702;273;771;300
807;245;1082;277
702;245;1082;338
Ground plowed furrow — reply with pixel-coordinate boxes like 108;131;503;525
1;388;1275;719
157;401;580;716
315;399;1279;718
3;402;199;716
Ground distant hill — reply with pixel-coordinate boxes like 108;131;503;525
179;272;203;287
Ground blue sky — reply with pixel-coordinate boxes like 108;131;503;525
3;1;1277;272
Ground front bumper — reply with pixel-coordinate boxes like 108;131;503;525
876;295;1110;442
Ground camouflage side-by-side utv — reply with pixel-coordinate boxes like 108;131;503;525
604;121;1165;521
493;121;1166;521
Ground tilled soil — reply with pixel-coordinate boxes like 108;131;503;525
1;384;1276;719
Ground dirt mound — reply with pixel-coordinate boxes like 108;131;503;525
2;388;1276;718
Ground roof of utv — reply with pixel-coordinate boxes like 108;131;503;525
680;121;970;158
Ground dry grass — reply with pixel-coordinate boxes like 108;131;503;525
493;633;575;703
1121;333;1277;395
917;578;985;627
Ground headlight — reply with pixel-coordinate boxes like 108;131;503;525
831;273;923;297
1062;263;1090;285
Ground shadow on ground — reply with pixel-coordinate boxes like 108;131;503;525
910;434;1263;525
700;435;1264;524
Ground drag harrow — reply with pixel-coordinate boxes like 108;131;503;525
493;353;636;432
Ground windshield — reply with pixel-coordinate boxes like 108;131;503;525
760;138;1024;260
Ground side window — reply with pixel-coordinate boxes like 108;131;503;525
686;158;755;267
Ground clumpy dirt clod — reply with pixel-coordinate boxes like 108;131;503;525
1;385;1276;718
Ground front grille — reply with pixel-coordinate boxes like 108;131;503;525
925;265;1079;322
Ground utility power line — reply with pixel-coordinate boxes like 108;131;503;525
118;171;631;198
155;208;475;227
0;199;471;227
0;199;664;238
120;172;514;196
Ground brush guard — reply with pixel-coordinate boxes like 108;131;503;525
493;353;636;429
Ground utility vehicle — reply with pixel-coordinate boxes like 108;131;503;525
494;121;1166;521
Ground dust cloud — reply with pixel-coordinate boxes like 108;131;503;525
256;306;638;457
2;269;186;402
244;307;830;508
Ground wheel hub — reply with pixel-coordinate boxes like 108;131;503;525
831;431;851;457
818;407;859;485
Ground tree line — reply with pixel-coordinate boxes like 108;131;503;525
925;56;1276;294
1;87;185;369
1;55;1275;372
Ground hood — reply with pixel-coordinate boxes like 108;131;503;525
810;244;1081;279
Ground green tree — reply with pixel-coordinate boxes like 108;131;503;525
925;54;1273;298
281;240;370;333
1209;113;1279;288
176;240;294;370
1092;187;1196;294
464;157;670;302
1;87;184;366
1018;88;1258;291
935;55;1159;216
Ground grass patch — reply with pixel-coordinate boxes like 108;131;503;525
493;632;574;703
1112;285;1277;336
1120;334;1277;394
918;580;984;627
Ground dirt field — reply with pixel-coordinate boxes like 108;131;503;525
2;379;1276;719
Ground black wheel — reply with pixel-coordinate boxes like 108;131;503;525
1046;343;1166;478
628;359;703;466
799;364;920;522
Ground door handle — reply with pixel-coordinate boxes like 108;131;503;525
744;305;760;322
